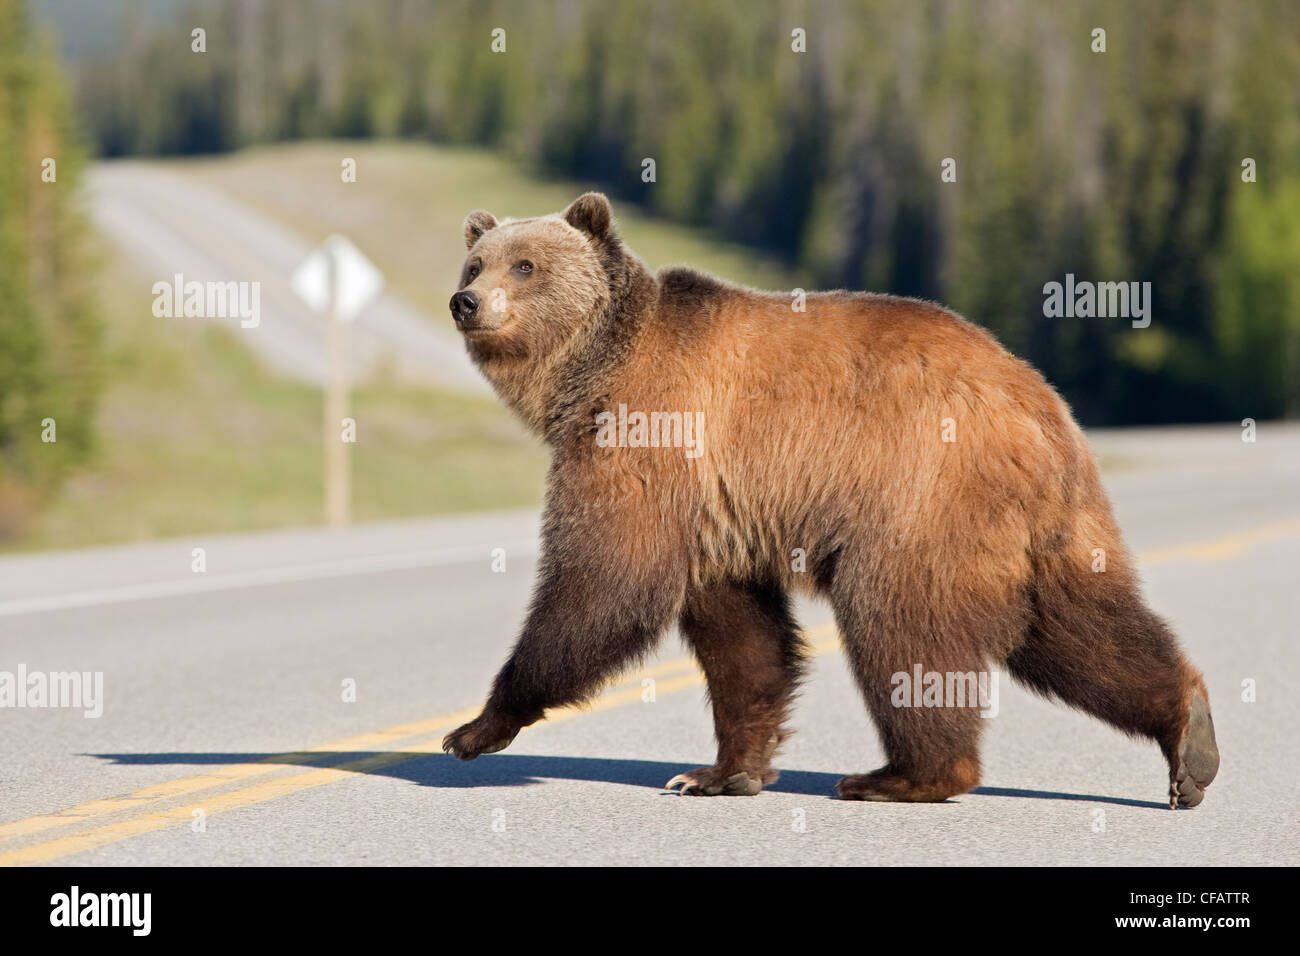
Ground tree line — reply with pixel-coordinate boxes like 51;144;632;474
59;0;1300;425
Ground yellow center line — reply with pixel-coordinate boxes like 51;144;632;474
0;708;478;842
0;617;833;848
1139;515;1300;566
0;627;840;866
1;514;1296;865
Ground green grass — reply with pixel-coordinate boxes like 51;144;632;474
9;239;548;552
12;140;802;552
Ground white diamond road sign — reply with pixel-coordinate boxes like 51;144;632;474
291;234;384;323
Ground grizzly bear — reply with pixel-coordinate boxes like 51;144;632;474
441;192;1220;808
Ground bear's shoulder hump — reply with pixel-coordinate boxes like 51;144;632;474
657;266;729;313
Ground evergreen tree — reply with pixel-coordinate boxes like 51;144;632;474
0;0;102;538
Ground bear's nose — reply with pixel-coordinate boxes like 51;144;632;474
449;290;480;326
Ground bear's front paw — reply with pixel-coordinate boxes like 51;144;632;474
441;711;520;761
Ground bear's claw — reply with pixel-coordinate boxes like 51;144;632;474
441;713;519;761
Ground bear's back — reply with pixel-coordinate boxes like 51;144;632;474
650;266;1052;422
629;267;1092;563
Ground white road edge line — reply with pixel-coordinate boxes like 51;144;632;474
8;514;1295;618
0;540;540;618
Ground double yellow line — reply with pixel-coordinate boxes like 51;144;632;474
1138;515;1300;565
2;515;1295;865
0;628;838;866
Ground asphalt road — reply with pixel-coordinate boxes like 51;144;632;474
0;425;1296;866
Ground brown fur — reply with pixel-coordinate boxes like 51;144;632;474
441;192;1219;807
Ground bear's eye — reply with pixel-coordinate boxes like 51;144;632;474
466;263;481;281
514;260;534;275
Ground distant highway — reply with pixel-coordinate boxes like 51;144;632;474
86;162;489;393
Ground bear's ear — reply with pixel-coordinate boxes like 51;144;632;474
562;192;613;239
464;210;498;249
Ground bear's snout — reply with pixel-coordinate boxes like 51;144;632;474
450;290;481;328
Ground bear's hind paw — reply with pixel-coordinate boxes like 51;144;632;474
663;766;765;796
837;761;978;803
1169;689;1220;809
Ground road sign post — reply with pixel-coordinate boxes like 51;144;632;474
291;236;384;528
325;253;350;526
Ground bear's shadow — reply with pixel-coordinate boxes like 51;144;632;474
88;751;1168;809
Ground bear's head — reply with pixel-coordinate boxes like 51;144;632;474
450;193;620;365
